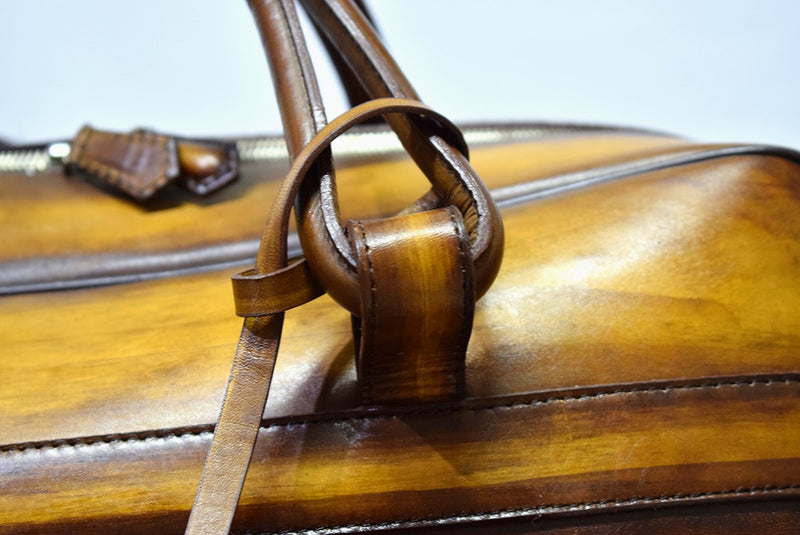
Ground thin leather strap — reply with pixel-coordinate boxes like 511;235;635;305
188;3;326;533
184;315;282;535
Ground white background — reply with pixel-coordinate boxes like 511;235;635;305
1;1;797;147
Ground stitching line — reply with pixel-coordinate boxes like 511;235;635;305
2;377;796;455
257;485;800;535
357;221;376;404
449;207;470;397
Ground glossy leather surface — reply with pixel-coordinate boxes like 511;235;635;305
1;135;799;532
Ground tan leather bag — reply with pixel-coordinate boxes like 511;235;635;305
1;1;798;533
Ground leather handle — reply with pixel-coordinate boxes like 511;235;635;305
296;0;504;313
230;99;479;318
311;0;383;110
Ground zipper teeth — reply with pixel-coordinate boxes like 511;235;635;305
0;148;53;175
0;124;669;175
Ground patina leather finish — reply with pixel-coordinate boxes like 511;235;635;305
2;141;799;533
1;0;798;532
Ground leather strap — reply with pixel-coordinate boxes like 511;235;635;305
351;206;474;404
311;0;382;111
184;315;282;535
188;3;326;531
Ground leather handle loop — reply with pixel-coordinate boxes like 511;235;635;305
296;0;503;314
293;98;502;314
234;98;496;318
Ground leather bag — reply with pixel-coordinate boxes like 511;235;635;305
1;1;798;533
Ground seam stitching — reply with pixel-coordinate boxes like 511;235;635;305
449;207;470;397
2;378;796;455
358;221;376;404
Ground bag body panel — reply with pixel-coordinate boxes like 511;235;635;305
2;134;799;532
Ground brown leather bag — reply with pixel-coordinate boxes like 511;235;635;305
1;1;798;533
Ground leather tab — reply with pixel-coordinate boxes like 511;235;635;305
66;126;238;200
67;126;179;200
350;206;474;405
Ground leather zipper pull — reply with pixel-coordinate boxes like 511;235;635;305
65;125;238;200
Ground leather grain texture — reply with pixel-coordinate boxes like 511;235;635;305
1;135;799;532
65;126;238;200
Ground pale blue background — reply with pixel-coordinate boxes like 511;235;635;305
1;1;797;147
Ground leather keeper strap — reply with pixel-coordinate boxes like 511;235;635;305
350;206;474;404
232;260;323;317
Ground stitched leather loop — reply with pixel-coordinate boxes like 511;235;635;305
233;97;488;317
296;0;503;315
350;206;474;404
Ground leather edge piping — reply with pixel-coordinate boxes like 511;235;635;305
258;485;800;535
